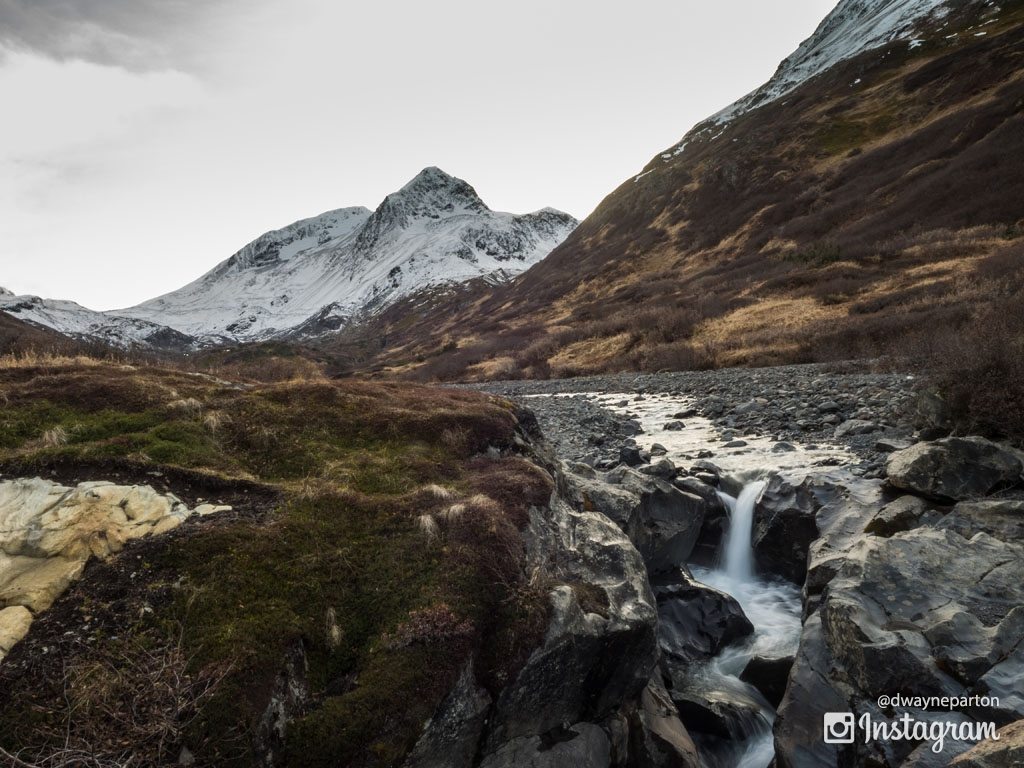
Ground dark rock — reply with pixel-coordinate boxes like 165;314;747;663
664;421;686;431
627;674;701;768
936;500;1024;541
638;459;679;480
752;474;832;585
863;496;930;537
404;661;491;768
672;409;698;420
739;654;794;708
653;569;753;663
620;445;645;467
722;439;748;448
874;437;913;453
914;390;953;441
650;443;669;457
771;441;797;453
886;437;1023;502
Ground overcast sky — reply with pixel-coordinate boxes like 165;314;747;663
0;0;837;310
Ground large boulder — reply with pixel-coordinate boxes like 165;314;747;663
778;520;1024;768
626;674;700;768
653;569;753;663
937;500;1024;541
563;467;708;574
751;473;846;585
485;491;658;748
739;653;794;709
885;437;1023;502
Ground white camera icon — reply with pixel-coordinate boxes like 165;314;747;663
823;712;856;744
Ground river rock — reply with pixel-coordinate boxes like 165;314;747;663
479;723;612;768
936;500;1024;541
486;488;657;747
739;653;794;708
863;495;930;537
627;674;700;768
564;468;708;574
885;437;1023;502
653;569;753;663
834;419;881;438
752;474;844;585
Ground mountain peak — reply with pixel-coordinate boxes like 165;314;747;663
389;166;489;214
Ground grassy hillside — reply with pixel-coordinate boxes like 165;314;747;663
316;0;1024;381
0;355;554;767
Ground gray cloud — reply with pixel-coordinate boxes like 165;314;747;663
0;0;231;69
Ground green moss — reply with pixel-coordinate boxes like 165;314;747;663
0;361;542;767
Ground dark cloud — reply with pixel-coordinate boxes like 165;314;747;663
0;0;230;69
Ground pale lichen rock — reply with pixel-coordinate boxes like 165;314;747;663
0;477;231;662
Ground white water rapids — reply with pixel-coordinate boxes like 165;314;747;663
691;480;802;768
590;392;846;768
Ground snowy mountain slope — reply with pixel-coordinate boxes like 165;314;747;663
119;167;577;342
675;0;954;147
0;288;194;352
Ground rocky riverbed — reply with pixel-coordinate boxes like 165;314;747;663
468;364;922;475
464;364;1024;767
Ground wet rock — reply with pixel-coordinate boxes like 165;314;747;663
722;439;748;448
739;653;794;708
653;569;753;663
774;614;855;768
772;441;797;453
627;674;701;768
404;661;491;768
822;528;1024;712
752;474;836;585
663;421;685;431
672;409;698;420
863;496;930;537
565;469;708;574
479;723;612;768
650;443;669;457
886;437;1023;502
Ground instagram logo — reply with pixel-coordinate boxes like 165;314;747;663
823;713;856;744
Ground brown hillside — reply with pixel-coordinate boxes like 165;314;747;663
320;0;1024;381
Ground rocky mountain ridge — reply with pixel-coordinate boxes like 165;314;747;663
0;167;576;350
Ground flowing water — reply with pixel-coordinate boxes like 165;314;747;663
687;480;802;768
588;393;840;768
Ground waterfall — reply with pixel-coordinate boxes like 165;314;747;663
722;480;766;583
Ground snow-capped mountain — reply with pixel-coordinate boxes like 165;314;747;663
0;288;194;351
686;0;953;137
118;167;577;342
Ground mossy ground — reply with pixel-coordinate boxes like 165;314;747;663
0;357;554;767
